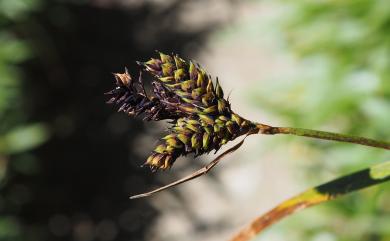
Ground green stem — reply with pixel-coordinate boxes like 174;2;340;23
255;124;390;150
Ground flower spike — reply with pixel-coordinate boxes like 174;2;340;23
106;52;256;170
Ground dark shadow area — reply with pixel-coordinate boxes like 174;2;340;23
1;1;221;240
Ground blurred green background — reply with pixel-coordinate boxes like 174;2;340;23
0;0;389;241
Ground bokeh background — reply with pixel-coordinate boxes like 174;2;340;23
0;0;389;241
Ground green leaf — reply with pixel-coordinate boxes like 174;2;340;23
0;123;50;154
231;159;390;241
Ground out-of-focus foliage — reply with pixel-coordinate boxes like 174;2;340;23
259;0;390;136
0;1;48;240
250;0;390;240
0;0;48;154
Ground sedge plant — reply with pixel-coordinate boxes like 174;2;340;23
105;52;390;241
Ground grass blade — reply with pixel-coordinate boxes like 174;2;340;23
230;160;390;241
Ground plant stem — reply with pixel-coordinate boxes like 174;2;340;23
255;123;390;150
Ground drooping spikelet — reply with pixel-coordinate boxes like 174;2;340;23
106;52;256;171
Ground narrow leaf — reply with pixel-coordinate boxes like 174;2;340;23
230;160;390;241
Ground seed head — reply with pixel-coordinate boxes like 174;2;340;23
106;52;256;171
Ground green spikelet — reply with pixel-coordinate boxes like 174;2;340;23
138;52;256;170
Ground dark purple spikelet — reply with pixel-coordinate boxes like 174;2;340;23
105;68;179;121
106;53;256;171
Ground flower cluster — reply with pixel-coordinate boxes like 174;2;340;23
106;52;255;171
